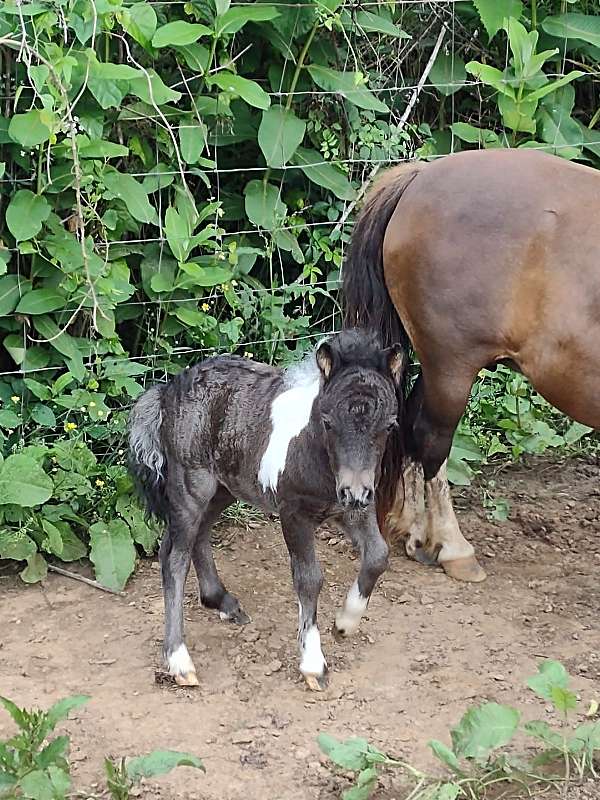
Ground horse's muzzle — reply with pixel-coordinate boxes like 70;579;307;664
336;480;374;510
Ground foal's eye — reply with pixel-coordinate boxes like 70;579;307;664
386;419;398;431
322;418;333;431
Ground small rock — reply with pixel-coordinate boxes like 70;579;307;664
419;594;435;605
265;659;282;675
232;732;253;745
493;674;505;682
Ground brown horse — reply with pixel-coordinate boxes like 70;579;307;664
344;148;600;583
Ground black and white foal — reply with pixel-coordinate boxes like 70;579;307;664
129;330;404;691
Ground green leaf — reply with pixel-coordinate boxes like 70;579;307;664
428;740;463;774
165;206;192;263
8;109;55;147
524;720;564;749
351;9;409;38
21;552;48;583
129;69;182;106
103;171;156;224
551;686;578;714
316;734;370;770
538;102;583;160
211;73;270;110
54;524;87;561
465;62;515;98
89;519;136;591
90;61;141;81
33;316;84;379
0;695;26;726
342;767;378;800
564;421;593;444
0;409;21;428
78;137;130;158
16;289;66;315
180;120;208;164
0;454;53;507
6;190;51;242
244;180;287;230
473;0;523;40
258;105;306;168
527;660;569;701
178;261;232;287
120;2;157;45
42;518;63;555
307;65;389;112
542;13;600;49
216;5;279;37
525;71;584;103
451;703;520;760
429;51;466;96
0;275;26;316
46;695;90;729
19;769;54;800
498;94;537;133
126;750;204;781
0;531;37;561
292;147;356;201
450;122;501;147
152;20;211;47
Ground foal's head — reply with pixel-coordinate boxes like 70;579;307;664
315;330;404;510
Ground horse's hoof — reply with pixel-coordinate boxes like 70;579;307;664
442;555;487;583
220;607;251;625
412;544;439;567
303;671;328;692
174;670;200;687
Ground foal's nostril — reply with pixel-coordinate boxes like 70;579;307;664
337;486;351;506
363;488;374;506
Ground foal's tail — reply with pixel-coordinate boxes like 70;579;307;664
343;163;422;527
129;385;169;522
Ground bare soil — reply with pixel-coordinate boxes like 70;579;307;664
1;456;599;799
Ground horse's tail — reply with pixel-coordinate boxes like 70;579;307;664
343;163;423;533
128;384;169;522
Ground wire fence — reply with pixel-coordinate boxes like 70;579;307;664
1;0;597;428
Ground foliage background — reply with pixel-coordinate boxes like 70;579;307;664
0;0;598;588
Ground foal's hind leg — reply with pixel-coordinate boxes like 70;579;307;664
333;513;389;639
192;485;249;625
410;367;486;582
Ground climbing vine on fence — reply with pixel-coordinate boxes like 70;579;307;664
0;0;598;587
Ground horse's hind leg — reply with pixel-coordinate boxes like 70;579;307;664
191;485;249;625
411;366;486;583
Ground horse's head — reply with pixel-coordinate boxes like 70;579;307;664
315;331;404;511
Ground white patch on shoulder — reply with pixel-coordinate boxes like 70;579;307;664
335;580;369;636
258;378;320;492
167;643;196;676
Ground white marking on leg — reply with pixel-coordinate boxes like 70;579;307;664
386;461;426;553
299;625;327;676
425;461;474;561
167;643;196;677
335;580;368;636
258;378;320;492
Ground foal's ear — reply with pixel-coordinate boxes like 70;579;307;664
383;345;405;386
316;341;334;380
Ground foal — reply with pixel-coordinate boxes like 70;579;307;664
129;330;404;691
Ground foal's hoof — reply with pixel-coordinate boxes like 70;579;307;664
303;670;329;692
219;607;250;625
174;670;200;687
442;555;487;583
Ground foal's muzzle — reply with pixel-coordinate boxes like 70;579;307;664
336;468;375;510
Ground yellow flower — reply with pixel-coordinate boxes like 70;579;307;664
11;395;19;404
89;401;96;408
244;351;254;359
95;479;105;488
201;303;210;312
97;410;104;418
65;422;77;432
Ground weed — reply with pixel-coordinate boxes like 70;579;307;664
318;660;600;799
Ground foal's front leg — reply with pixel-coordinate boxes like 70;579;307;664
280;511;327;692
334;512;389;639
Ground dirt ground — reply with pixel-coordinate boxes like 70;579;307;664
1;456;599;799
